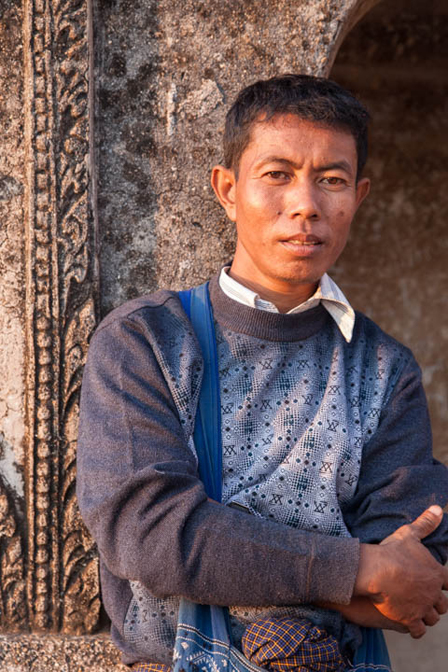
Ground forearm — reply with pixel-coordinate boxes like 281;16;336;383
341;355;448;562
319;597;407;632
89;482;360;606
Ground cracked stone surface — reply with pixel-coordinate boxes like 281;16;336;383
0;0;25;501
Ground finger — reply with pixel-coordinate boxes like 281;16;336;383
434;593;448;615
406;506;443;542
408;619;426;639
389;621;409;634
423;609;440;627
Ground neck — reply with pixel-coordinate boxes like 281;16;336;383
228;268;319;313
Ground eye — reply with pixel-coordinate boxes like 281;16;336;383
321;176;347;186
264;170;290;180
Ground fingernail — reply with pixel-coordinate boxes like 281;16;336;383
428;505;442;516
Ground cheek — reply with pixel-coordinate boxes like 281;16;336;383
334;200;348;219
237;190;277;229
334;205;353;230
331;210;351;250
236;190;264;219
329;209;349;235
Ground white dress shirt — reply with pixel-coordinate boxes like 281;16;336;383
219;267;355;343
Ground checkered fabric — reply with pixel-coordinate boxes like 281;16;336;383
132;663;171;672
131;618;346;672
241;617;346;672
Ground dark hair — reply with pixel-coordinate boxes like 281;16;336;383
224;74;370;180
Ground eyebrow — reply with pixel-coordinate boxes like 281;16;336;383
317;160;353;175
254;156;354;176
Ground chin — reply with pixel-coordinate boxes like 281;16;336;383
273;267;324;286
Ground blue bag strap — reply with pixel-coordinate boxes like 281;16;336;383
176;284;239;669
178;283;222;502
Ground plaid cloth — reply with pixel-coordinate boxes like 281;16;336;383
132;617;346;672
241;617;346;672
132;664;171;672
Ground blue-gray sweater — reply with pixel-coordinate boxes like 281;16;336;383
76;273;448;665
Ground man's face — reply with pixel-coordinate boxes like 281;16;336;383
212;114;370;302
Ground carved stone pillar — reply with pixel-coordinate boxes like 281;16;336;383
22;0;100;634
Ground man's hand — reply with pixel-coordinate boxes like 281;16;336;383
354;505;448;638
319;596;409;632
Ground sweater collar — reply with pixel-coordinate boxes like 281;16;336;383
209;273;332;343
218;267;354;343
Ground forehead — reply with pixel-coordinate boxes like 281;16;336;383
240;113;358;168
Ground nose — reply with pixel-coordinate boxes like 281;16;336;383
284;179;321;220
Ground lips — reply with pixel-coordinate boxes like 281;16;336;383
282;234;322;245
280;234;324;256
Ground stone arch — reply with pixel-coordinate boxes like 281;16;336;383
323;0;384;75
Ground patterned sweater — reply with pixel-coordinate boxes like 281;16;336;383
76;273;448;666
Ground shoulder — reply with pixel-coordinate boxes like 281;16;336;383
350;311;421;393
89;289;197;353
86;288;198;375
352;311;414;360
95;289;182;333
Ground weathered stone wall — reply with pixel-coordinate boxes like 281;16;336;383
1;0;447;669
0;0;28;634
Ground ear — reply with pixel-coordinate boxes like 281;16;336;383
355;177;370;210
211;165;237;222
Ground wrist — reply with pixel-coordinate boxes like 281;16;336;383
353;543;382;598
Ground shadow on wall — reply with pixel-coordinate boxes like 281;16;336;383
330;0;448;466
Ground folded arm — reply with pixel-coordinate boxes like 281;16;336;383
326;355;448;636
77;305;448;633
76;307;360;608
322;506;448;636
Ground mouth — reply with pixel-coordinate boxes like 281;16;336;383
280;235;323;256
283;234;322;245
286;239;321;246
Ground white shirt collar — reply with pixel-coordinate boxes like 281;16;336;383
219;267;355;343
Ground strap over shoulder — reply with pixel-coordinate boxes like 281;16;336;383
178;283;222;502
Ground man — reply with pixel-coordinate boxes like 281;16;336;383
77;75;448;670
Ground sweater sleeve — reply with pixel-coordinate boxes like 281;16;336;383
76;310;360;607
341;353;448;564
